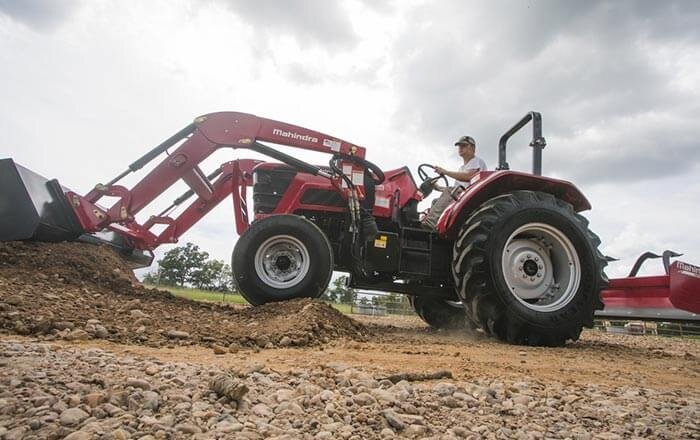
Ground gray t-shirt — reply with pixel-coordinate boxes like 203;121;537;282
455;156;487;187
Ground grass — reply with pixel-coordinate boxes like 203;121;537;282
146;285;248;305
145;284;354;314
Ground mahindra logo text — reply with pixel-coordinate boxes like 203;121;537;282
272;128;318;143
678;262;700;275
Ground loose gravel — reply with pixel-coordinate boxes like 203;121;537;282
1;339;698;440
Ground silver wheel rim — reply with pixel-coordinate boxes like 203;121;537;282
254;235;310;289
501;222;581;312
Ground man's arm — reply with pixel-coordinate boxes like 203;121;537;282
434;166;480;182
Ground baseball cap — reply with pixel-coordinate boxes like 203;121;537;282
454;135;475;146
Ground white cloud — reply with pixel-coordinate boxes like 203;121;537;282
1;0;698;286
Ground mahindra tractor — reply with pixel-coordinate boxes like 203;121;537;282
1;111;698;346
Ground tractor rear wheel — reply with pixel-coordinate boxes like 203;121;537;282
408;295;467;330
452;191;606;346
408;296;467;330
232;215;333;306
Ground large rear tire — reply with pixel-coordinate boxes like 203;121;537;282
232;215;334;306
452;191;607;346
408;296;467;330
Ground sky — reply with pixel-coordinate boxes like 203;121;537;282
1;0;698;279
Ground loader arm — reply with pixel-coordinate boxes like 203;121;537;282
83;112;365;222
4;111;371;256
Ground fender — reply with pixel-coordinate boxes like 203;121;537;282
436;170;591;239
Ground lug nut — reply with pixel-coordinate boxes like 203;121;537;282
538;264;543;269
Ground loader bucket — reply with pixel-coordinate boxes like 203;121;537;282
0;158;84;242
0;159;154;268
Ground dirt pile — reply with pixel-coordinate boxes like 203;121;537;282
0;241;368;349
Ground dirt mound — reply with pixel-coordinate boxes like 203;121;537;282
0;241;368;349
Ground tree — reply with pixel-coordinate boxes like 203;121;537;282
142;271;160;285
189;259;220;290
372;292;406;313
158;243;209;287
189;259;234;291
324;275;356;304
320;288;338;303
211;262;234;292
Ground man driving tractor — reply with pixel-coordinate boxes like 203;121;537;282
421;135;487;230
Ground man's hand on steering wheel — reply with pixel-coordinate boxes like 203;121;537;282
417;164;449;197
433;165;448;176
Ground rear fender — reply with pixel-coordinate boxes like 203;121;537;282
436;171;591;239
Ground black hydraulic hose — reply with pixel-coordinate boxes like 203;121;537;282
156;167;224;217
251;141;331;178
106;123;197;186
329;155;354;189
171;167;224;206
129;123;196;172
332;154;385;184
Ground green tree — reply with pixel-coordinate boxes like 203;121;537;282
320;288;339;303
211;262;234;292
325;275;356;304
141;271;159;285
158;243;209;287
189;258;221;290
372;292;405;313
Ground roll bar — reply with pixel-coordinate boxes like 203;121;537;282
497;111;546;176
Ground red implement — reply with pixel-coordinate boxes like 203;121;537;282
599;261;700;321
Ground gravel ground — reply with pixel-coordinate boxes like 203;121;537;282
1;338;698;440
2;241;699;439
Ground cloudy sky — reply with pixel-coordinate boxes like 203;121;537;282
1;0;698;278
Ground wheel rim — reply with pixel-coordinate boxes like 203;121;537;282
501;222;581;312
254;235;310;289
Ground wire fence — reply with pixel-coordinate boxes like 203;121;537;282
330;291;700;339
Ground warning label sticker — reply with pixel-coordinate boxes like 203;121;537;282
352;171;364;185
323;139;341;152
375;197;390;208
374;235;388;248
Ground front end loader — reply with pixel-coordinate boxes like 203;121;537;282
1;110;697;346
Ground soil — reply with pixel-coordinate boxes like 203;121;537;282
0;241;368;349
0;242;698;439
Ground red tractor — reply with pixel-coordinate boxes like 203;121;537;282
1;111;698;346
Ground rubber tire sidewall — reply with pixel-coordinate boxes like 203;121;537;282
487;206;598;332
232;215;333;306
409;296;466;330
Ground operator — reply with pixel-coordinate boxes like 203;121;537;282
421;135;487;230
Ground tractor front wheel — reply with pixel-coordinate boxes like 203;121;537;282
452;191;607;346
232;215;334;306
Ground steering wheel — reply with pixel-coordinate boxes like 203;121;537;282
417;164;448;197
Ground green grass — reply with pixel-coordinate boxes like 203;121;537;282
147;285;247;305
329;302;352;314
145;284;354;314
